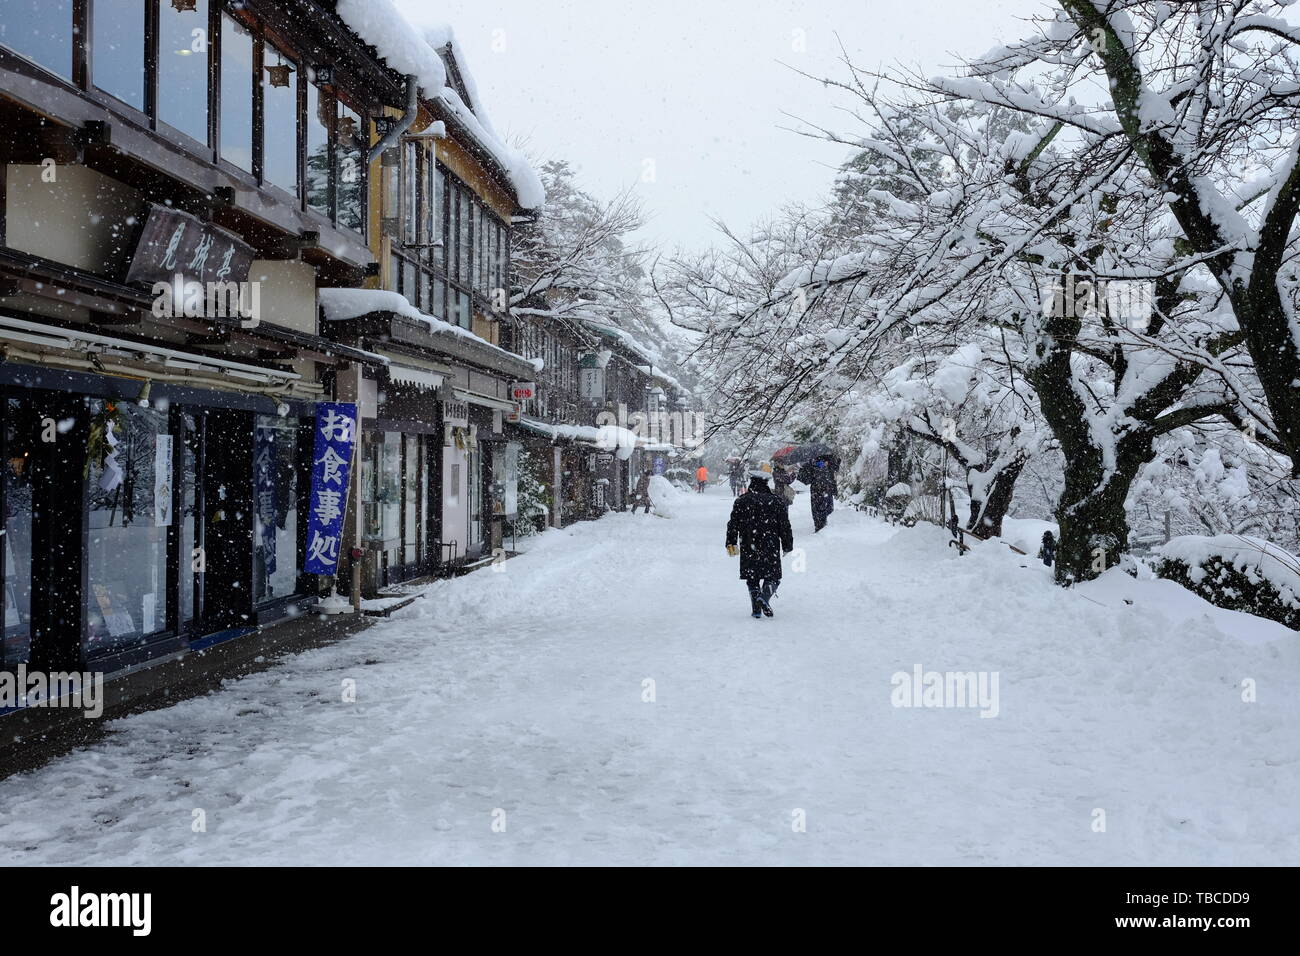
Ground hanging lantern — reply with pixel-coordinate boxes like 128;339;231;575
266;63;292;88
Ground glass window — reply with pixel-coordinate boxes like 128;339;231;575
362;433;400;542
219;13;253;171
453;289;471;329
457;187;470;282
427;157;442;258
262;41;298;192
403;259;416;303
336;101;365;232
92;0;147;110
179;411;201;625
253;415;300;604
305;73;331;215
0;0;72;79
432;278;446;321
3;398;34;666
403;435;419;564
403;142;419;245
158;0;210;145
85;400;170;657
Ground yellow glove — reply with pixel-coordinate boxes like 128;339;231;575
726;545;739;557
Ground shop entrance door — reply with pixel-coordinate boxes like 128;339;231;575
441;443;468;563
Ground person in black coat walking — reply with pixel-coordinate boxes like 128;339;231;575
797;455;839;532
725;471;794;618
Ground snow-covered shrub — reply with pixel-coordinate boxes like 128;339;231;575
1154;536;1300;631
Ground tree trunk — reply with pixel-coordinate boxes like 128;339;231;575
967;453;1027;538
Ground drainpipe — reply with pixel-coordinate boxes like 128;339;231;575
367;74;420;165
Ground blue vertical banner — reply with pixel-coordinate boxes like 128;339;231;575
304;402;358;576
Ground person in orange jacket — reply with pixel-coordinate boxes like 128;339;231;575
695;464;709;493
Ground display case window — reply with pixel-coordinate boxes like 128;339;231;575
2;397;34;666
253;415;301;604
362;432;401;544
84;400;170;657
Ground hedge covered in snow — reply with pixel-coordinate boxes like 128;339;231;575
1154;535;1300;631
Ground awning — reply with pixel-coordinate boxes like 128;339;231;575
455;389;516;413
388;364;443;390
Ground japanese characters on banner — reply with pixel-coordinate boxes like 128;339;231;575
304;402;358;577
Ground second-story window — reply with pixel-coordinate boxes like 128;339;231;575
92;0;146;111
219;12;253;171
336;101;365;232
0;0;73;80
305;71;330;216
262;41;298;193
157;0;209;145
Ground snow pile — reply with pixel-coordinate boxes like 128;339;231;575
318;288;536;369
333;0;544;209
647;474;681;517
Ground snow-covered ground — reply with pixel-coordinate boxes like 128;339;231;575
1;491;1297;865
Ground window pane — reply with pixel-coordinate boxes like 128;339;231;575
458;188;470;282
403;259;416;303
426;157;440;258
403;142;419;245
263;42;298;192
158;0;210;144
336;102;364;232
85;401;170;657
0;0;72;79
3;397;35;665
179;412;200;625
305;75;330;215
403;435;418;564
92;0;146;110
253;415;300;603
219;13;252;170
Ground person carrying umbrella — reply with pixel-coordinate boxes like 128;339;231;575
797;453;839;532
725;468;794;618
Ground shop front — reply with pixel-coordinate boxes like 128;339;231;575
0;359;317;677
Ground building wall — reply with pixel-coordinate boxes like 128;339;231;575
5;165;142;276
249;260;319;335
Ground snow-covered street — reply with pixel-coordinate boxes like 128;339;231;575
1;488;1296;866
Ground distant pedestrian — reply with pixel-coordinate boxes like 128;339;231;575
1038;530;1056;568
773;461;796;507
631;469;653;514
728;459;745;496
696;464;709;493
725;469;794;619
797;455;839;532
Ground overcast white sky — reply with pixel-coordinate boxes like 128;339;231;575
395;0;1043;252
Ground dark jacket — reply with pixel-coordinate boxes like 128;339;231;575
726;478;794;580
797;459;839;496
634;472;651;497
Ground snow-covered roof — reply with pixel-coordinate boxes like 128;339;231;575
334;0;544;210
517;417;638;460
319;287;541;372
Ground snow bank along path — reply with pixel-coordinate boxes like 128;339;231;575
1;493;1296;864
